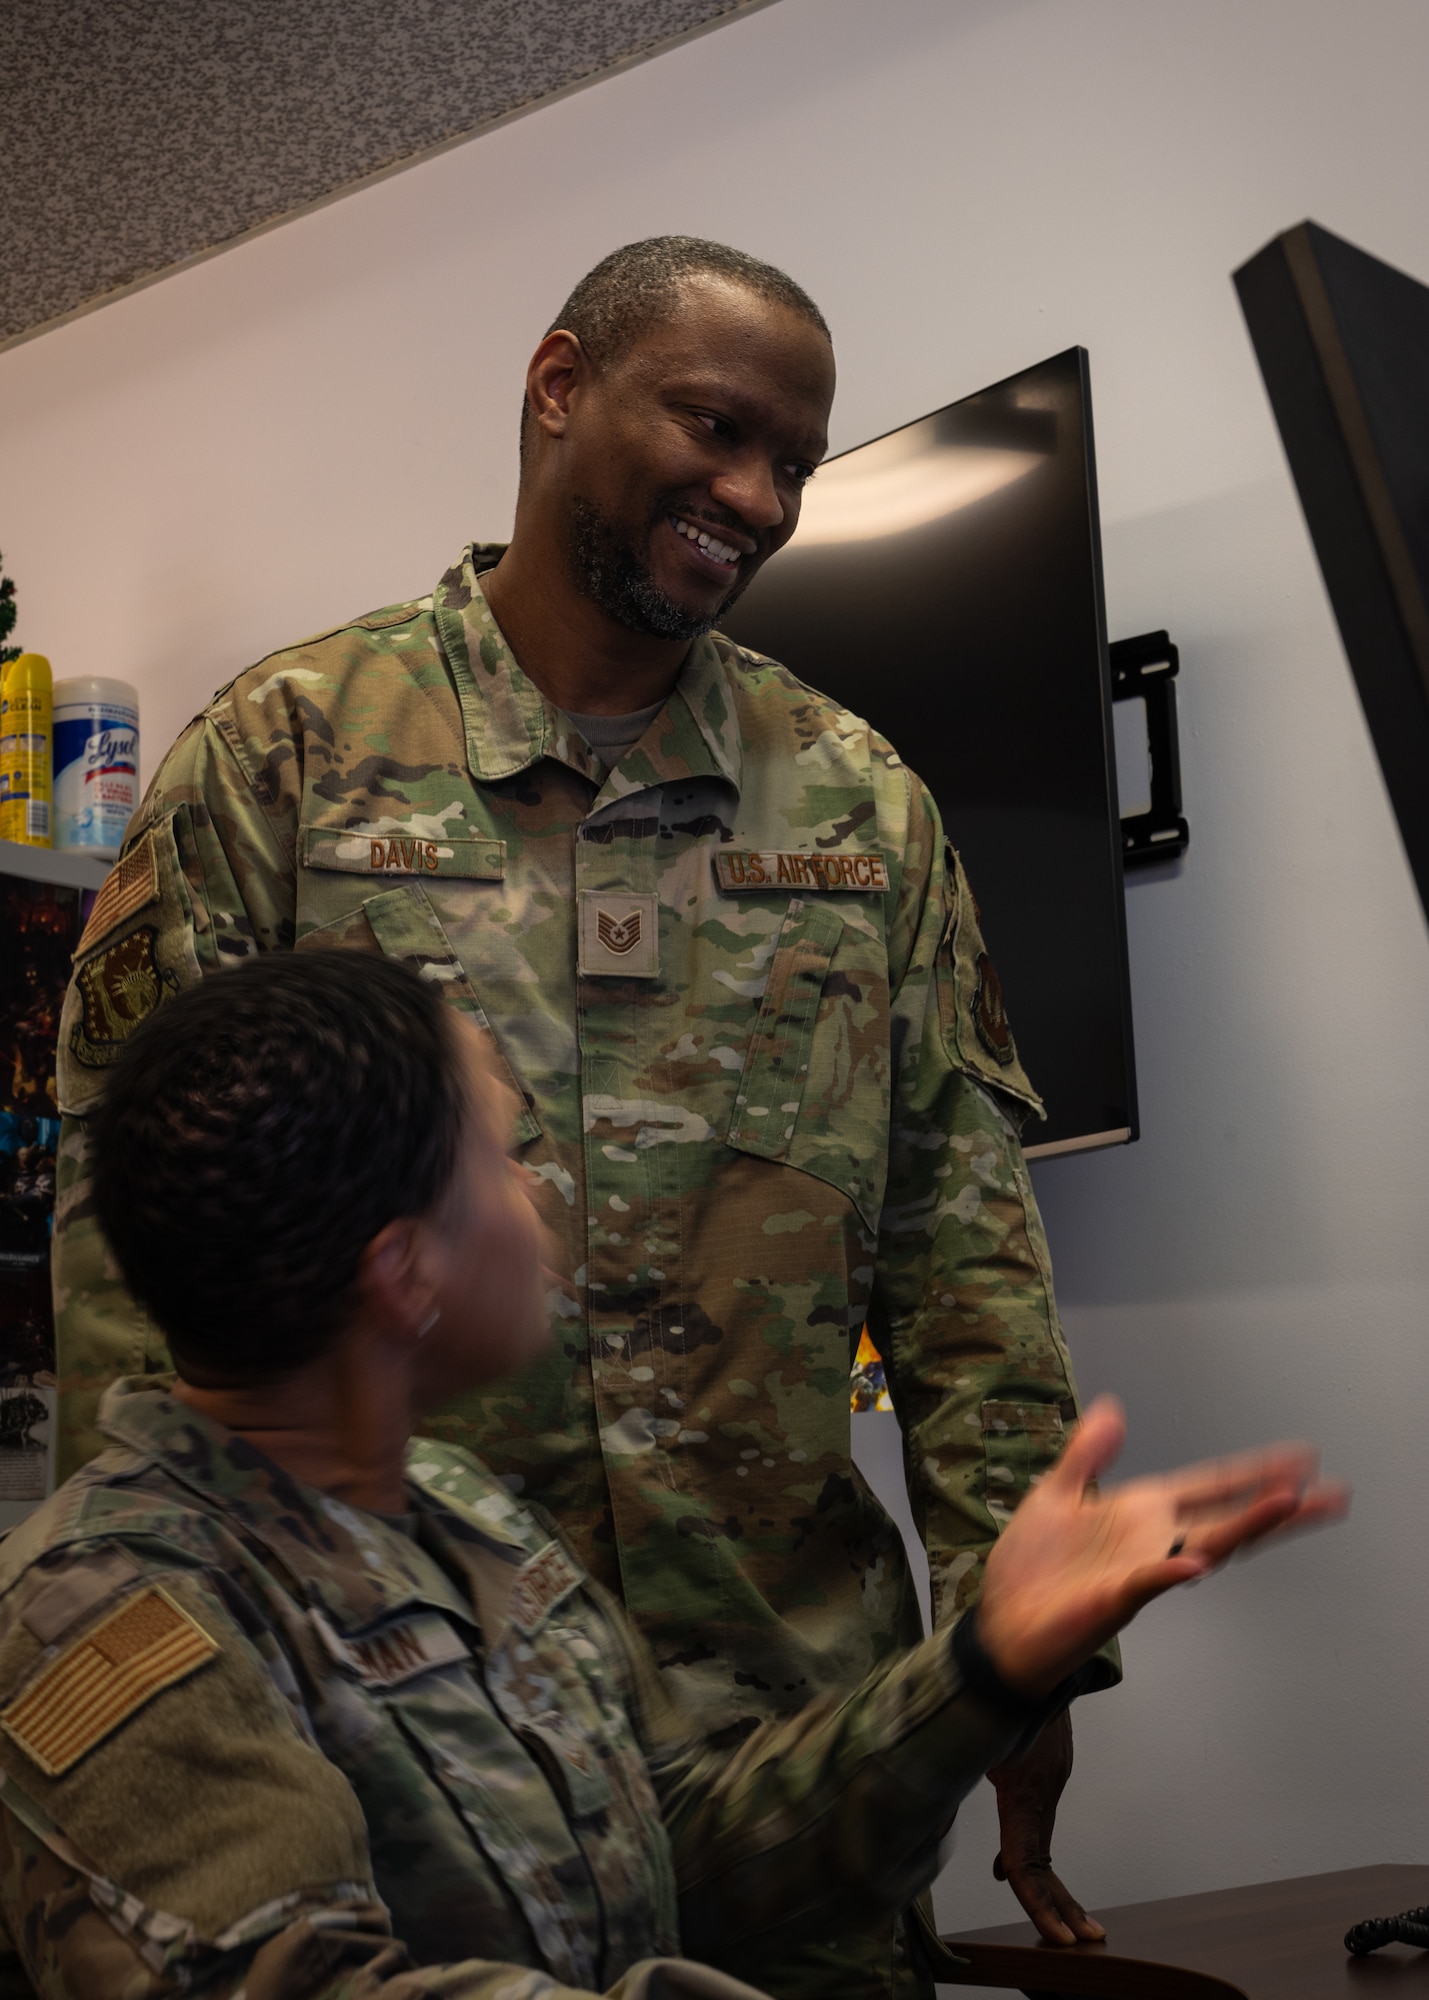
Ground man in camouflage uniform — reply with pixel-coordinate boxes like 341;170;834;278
52;238;1109;1986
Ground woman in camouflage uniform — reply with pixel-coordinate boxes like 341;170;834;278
0;955;1342;1999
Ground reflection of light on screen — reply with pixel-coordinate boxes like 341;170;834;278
793;433;1042;546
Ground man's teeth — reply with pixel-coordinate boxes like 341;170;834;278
671;517;741;565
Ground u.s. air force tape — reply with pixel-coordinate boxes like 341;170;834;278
715;850;889;892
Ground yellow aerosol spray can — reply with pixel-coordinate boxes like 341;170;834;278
0;660;10;824
0;652;53;846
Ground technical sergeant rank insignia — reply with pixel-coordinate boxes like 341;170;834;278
578;891;659;979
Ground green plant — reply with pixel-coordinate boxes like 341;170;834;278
0;549;18;667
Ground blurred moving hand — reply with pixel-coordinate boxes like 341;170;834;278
978;1396;1349;1699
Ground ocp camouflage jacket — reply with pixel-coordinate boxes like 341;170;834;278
0;1380;1035;1999
53;543;1091;1738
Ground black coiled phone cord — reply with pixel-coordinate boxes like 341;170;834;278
1345;1903;1429;1954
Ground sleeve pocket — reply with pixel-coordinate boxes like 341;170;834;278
981;1398;1071;1527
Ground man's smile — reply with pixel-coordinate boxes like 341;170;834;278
667;511;752;576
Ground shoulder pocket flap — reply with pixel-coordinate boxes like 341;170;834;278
302;826;505;880
19;1547;144;1647
981;1400;1068;1439
359;884;540;1146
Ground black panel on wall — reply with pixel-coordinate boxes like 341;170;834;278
1236;221;1429;925
720;347;1137;1156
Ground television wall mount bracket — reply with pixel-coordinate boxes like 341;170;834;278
1110;628;1189;866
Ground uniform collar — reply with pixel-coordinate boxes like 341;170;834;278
432;543;744;799
95;1376;535;1631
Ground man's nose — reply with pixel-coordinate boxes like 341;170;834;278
709;453;785;536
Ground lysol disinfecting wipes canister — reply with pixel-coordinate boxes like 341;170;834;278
52;677;140;853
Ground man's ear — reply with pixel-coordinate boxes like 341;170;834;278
525;330;588;445
357;1216;437;1348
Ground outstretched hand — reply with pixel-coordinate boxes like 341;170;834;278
977;1396;1348;1697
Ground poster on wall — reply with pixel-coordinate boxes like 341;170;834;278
0;866;93;1507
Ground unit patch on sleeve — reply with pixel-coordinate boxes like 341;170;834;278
1;1587;218;1776
715;850;889;893
69;926;182;1070
973;950;1016;1067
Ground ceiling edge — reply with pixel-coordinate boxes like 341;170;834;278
0;0;782;360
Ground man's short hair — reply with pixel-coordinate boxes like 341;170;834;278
519;236;830;455
91;952;466;1383
550;236;829;365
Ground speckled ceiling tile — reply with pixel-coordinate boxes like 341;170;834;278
0;0;777;349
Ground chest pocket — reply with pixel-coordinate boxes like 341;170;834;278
311;1591;603;1988
388;1693;602;1989
725;899;890;1231
299;877;540;1145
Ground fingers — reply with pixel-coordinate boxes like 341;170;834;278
1158;1442;1321;1514
1100;1479;1349;1627
994;1854;1106;1946
1187;1479;1350;1565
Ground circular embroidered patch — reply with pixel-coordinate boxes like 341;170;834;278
973;950;1016;1067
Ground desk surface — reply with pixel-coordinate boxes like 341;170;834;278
940;1864;1429;1998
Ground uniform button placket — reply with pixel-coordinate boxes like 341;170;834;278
577;808;670;1479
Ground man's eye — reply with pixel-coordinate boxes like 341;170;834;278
697;413;736;440
786;463;816;487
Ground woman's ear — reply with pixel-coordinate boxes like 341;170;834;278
356;1216;439;1349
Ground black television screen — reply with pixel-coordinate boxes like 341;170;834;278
720;346;1137;1156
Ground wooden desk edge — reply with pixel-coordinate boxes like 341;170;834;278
936;1865;1429;1998
937;1935;1248;1997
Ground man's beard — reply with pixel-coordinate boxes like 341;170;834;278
566;496;751;642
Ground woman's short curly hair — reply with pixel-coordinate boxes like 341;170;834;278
91;951;466;1383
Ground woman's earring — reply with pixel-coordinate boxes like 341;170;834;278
417;1309;440;1340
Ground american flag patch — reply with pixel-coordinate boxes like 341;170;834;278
1;1587;218;1776
76;834;159;957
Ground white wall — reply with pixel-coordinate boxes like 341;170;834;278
5;0;1429;1961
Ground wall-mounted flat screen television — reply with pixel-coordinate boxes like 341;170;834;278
720;346;1137;1157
